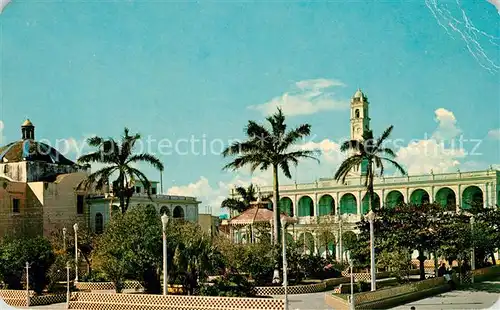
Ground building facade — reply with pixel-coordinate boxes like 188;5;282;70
0;120;89;238
87;181;201;234
229;90;500;259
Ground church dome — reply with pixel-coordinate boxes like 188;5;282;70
0;120;75;165
0;140;76;165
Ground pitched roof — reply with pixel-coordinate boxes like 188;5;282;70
229;206;297;225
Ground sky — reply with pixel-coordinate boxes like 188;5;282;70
0;0;499;215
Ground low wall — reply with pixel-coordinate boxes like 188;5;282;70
472;265;500;281
355;277;449;309
339;270;419;282
255;282;326;296
68;292;284;310
76;281;144;292
0;290;65;308
0;290;28;307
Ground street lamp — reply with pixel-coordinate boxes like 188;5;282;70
281;218;288;310
347;251;355;310
161;213;169;295
365;210;376;291
63;227;67;252
471;215;475;283
73;223;78;282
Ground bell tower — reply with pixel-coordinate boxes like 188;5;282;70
349;89;370;176
350;89;370;141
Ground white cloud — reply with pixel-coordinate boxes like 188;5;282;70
0;0;10;13
396;108;471;175
248;78;348;116
487;128;500;140
431;108;461;141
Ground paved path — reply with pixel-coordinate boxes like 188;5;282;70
273;291;334;310
393;280;500;310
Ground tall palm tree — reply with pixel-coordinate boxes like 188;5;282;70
222;108;318;244
77;128;164;213
221;184;271;214
334;125;406;290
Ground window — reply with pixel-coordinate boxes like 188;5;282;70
95;213;104;234
136;186;141;193
77;195;84;214
151;187;157;195
12;198;20;213
355;109;360;118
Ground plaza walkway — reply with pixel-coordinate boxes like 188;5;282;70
393;279;500;310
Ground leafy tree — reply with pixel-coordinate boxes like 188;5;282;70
334;126;406;213
170;222;224;295
77;128;164;213
221;184;271;213
92;205;162;293
0;236;55;294
222;107;318;243
467;204;500;267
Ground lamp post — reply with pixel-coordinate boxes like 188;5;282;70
73;223;78;282
470;215;475;284
66;261;70;308
339;216;343;263
63;227;67;252
161;213;169;295
365;210;376;291
347;251;355;310
281;218;288;310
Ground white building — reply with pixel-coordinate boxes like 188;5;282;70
232;89;500;259
87;181;201;233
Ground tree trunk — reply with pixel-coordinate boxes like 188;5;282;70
491;251;497;266
272;164;280;245
418;249;426;280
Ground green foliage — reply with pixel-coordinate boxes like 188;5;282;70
46;253;71;292
199;274;256;297
80;270;108;282
0;236;55;294
221;184;271;213
377;250;413;283
169;222;224;295
92;204;162;293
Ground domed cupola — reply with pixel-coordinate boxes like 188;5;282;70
21;119;35;140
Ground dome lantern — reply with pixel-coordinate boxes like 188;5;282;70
21;119;35;140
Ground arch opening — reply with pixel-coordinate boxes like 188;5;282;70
298;196;314;217
462;186;484;209
362;193;381;214
385;190;404;209
410;189;430;206
319;194;335;216
279;197;294;217
340;193;357;215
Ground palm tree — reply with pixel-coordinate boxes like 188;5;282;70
334;125;406;291
77;128;164;213
221;184;271;214
222;108;318;244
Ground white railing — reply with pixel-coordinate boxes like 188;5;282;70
259;169;497;192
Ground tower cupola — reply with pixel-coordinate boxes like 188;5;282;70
21;119;35;140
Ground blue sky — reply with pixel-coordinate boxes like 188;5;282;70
1;1;499;214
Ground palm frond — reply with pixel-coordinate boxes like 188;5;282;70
340;140;364;153
380;148;397;159
279;124;312;152
334;155;363;183
382;157;406;176
127;153;164;171
376;125;394;148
